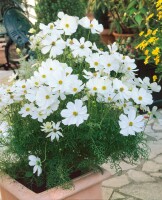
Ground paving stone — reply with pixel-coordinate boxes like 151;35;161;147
102;164;116;175
119;182;162;200
146;131;162;140
127;170;155;182
154;154;162;164
102;187;113;200
150;173;162;178
148;140;162;159
119;161;138;171
152;123;162;131
111;192;125;200
142;161;162;172
102;174;130;188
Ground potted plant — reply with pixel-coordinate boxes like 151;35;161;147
0;12;161;200
89;0;153;40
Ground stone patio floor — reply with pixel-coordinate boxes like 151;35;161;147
0;70;162;200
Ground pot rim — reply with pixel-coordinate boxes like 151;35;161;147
0;168;111;200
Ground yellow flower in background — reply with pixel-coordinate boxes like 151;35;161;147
144;56;151;65
152;47;160;55
157;11;162;19
146;13;154;21
152;29;158;35
144;50;149;55
145;29;152;37
156;0;162;8
153;75;158;82
136;40;148;50
154;55;160;65
148;37;158;44
139;31;144;36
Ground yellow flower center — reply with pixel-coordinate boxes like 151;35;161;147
22;85;26;88
102;86;106;90
129;121;133;126
93;87;97;91
127;67;131;70
73;111;78;116
26;108;30;112
120;87;124;92
73;88;78;92
51;41;56;46
107;63;111;67
58;80;63;85
138;96;143;101
80;45;84;49
94;62;99;66
69;40;73;45
65;24;69;28
42;75;46;78
50;24;54;29
46;95;50;99
90;24;93;28
108;97;112;101
35;82;39;86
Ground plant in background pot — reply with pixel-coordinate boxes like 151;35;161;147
136;0;162;103
0;12;161;200
89;0;153;40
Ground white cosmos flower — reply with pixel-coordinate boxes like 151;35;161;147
59;14;79;35
101;54;120;73
86;77;100;95
119;109;145;136
39;22;63;36
61;99;89;127
83;70;100;80
19;103;35;117
31;107;49;122
113;79;131;101
0;121;10;138
85;53;103;71
64;75;84;95
35;86;58;109
41;122;53;133
132;87;153;106
41;35;66;58
28;155;42;176
46;121;63;142
71;37;92;57
79;17;103;34
150;82;161;93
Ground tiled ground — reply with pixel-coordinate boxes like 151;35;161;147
0;70;162;200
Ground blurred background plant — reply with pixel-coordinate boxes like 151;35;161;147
136;0;162;79
88;0;153;34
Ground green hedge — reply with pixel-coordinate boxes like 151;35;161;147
35;0;87;25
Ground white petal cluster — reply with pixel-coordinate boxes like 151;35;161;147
41;121;63;141
0;121;10;138
0;12;161;176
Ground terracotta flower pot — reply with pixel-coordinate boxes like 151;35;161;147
0;169;111;200
112;31;135;40
100;29;115;45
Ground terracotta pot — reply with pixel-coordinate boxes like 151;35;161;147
0;169;111;200
112;31;135;40
100;29;115;45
